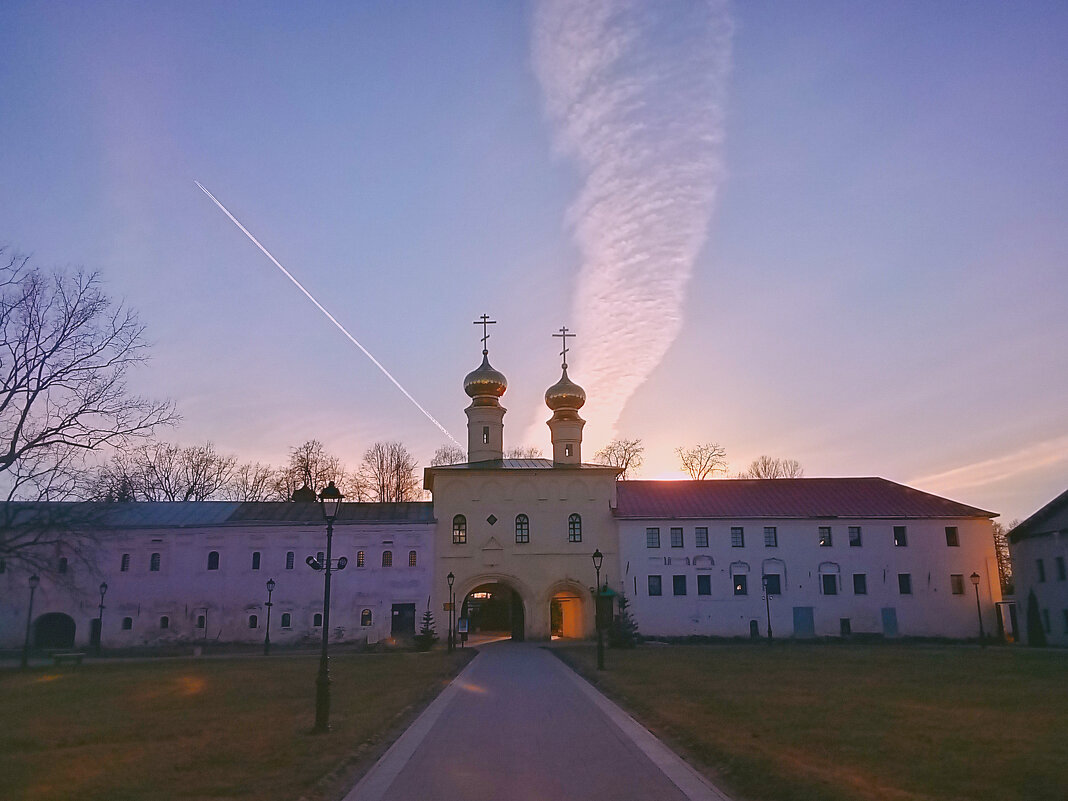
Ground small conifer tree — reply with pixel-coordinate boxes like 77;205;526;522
414;605;439;651
1025;589;1047;647
609;591;641;648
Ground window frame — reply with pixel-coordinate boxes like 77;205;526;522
356;550;365;568
670;527;684;548
453;514;467;545
150;552;161;572
207;551;220;571
730;527;744;548
763;574;782;595
646;527;661;548
409;550;418;567
893;526;908;547
361;609;373;627
818;526;832;547
122;616;133;630
848;526;862;547
950;574;965;595
945;526;959;547
248;614;258;629
852;573;867;595
382;550;393;568
515;514;530;544
251;551;261;570
160;615;169;630
568;513;582;543
695;527;709;548
697;574;712;595
763;527;778;548
120;553;131;572
733;574;748;596
280;613;292;629
821;574;838;595
313;612;323;627
286;551;295;570
647;575;663;596
898;573;912;595
1037;559;1046;582
672;575;687;596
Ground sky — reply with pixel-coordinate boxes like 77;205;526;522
1;1;1066;523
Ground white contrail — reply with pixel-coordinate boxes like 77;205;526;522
529;0;732;449
194;181;461;448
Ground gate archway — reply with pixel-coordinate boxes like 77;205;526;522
457;576;529;641
34;613;76;649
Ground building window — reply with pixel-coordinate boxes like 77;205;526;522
848;526;862;547
673;575;687;596
670;527;684;548
0;558;5;573
251;551;261;570
196;615;205;629
122;617;133;630
408;550;417;567
160;616;169;629
695;527;709;548
648;575;662;596
840;618;851;636
819;527;832;547
515;514;530;544
950;574;965;594
697;575;711;595
317;551;325;566
357;550;365;568
763;574;782;595
945;526;959;546
150;553;161;572
281;613;291;628
313;613;323;627
898;574;912;595
286;551;295;570
731;527;745;547
207;551;220;570
893;526;908;547
382;550;392;567
1037;559;1046;582
565;444;573;457
763;527;778;548
361;609;372;627
853;574;867;595
248;615;258;629
733;574;748;596
482;426;489;444
1042;609;1050;633
453;515;467;544
1056;556;1066;581
822;574;838;595
568;514;582;543
120;553;130;572
646;527;660;548
58;557;68;574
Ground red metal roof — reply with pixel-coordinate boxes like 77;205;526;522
614;478;995;520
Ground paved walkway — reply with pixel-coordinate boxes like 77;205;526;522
345;641;731;801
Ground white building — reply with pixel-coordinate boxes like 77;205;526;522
1009;488;1068;646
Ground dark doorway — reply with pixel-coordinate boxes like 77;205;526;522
89;618;101;650
391;603;416;638
461;583;524;641
34;613;76;650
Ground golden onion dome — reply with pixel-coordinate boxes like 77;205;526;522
464;352;508;398
545;366;586;411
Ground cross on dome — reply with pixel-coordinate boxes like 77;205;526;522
473;314;497;355
552;326;574;368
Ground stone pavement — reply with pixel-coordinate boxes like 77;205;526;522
345;640;732;801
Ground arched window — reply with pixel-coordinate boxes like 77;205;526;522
248;615;258;629
361;609;373;627
251;551;261;570
160;616;169;629
317;551;325;565
515;514;530;544
286;551;295;570
408;550;417;567
453;514;467;544
196;615;206;629
313;613;323;627
207;551;220;570
120;553;130;572
150;553;161;572
281;613;291;628
568;514;582;543
58;557;68;574
122;617;133;630
382;550;393;567
357;550;365;567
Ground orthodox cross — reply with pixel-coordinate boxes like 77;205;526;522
553;326;575;369
473;314;496;354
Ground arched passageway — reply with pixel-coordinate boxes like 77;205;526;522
461;582;525;641
550;589;585;639
34;613;76;649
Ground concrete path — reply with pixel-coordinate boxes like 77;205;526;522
345;641;731;801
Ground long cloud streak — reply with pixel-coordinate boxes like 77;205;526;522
531;0;732;446
194;181;461;447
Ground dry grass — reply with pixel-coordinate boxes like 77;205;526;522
557;643;1068;801
0;649;473;801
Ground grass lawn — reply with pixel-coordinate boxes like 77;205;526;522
0;649;473;801
558;643;1068;801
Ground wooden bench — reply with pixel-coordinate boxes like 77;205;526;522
52;652;86;666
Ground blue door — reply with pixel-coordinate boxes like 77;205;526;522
881;607;898;637
793;606;815;637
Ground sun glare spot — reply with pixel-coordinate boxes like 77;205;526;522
458;682;489;695
177;676;206;696
35;673;63;683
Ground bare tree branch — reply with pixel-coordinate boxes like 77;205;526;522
431;444;466;466
594;438;644;479
359;441;420;502
675;442;727;480
739;455;804;479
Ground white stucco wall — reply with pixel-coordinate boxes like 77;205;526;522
1011;532;1068;646
617;517;1001;639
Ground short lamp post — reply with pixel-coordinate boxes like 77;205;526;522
21;574;40;670
264;578;276;656
311;481;345;733
446;572;455;653
970;572;985;648
96;581;108;656
592;549;605;671
761;575;773;641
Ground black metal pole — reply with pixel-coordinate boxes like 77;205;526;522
314;520;334;733
264;586;273;656
595;564;605;671
447;587;453;654
973;581;985;647
21;583;37;670
96;589;106;657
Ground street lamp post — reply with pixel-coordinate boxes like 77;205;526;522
96;582;108;656
264;578;276;656
970;572;985;647
762;575;773;641
592;549;605;671
21;574;40;670
312;481;345;733
447;572;455;653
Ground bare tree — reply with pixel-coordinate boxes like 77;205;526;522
225;461;276;502
594;438;645;479
1;249;176;573
992;519;1017;595
359;441;420;503
86;441;236;501
270;439;355;500
739;456;804;479
675;442;728;480
431;444;466;466
506;445;543;459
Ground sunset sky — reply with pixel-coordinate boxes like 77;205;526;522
2;2;1065;522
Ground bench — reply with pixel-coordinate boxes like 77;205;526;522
52;652;86;666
